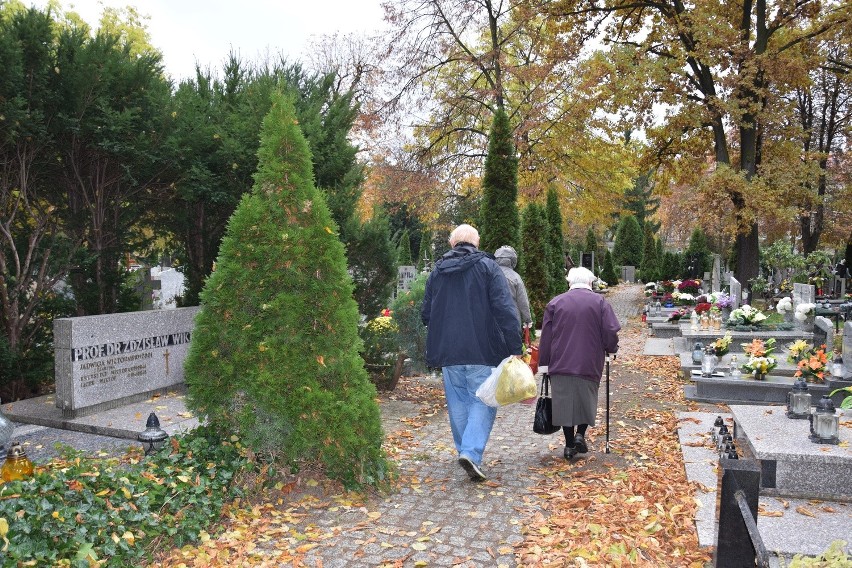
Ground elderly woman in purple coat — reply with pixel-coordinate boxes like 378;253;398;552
538;267;621;459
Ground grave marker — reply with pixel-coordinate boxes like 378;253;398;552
813;316;834;354
844;322;852;379
397;265;416;293
730;277;741;310
54;307;200;418
711;255;721;293
621;265;635;283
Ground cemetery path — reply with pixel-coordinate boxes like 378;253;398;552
156;284;716;567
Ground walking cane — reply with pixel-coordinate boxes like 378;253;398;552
605;352;611;454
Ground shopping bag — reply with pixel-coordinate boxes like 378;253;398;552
523;327;539;375
533;374;560;435
476;356;537;407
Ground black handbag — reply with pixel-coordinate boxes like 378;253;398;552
533;374;560;435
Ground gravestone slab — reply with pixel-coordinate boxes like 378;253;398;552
712;255;721;293
812;316;834;352
621;265;636;283
581;252;595;273
730;405;852;501
793;283;815;306
397;265;416;293
844;321;852;379
54;307;200;418
730;277;741;310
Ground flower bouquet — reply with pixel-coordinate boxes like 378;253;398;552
786;339;811;364
694;302;713;315
741;338;777;378
727;305;768;327
775;297;793;315
712;333;733;357
678;279;702;294
792;343;830;383
673;292;696;305
712;292;732;310
667;307;690;323
794;302;815;322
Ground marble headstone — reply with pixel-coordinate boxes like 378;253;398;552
397;265;417;293
54;306;200;418
711;255;721;293
844;321;852;379
729;277;741;310
813;316;834;353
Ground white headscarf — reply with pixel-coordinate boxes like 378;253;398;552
567;267;596;290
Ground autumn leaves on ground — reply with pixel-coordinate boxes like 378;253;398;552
158;306;714;567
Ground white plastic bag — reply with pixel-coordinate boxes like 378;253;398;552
476;356;537;407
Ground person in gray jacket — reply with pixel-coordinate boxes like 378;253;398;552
494;246;533;329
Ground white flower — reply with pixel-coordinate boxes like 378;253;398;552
751;312;767;323
776;297;793;314
795;302;815;317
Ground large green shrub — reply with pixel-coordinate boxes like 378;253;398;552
183;94;387;489
640;226;660;283
390;273;428;375
601;249;619;286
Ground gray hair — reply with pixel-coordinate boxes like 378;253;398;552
567;266;596;288
448;224;480;247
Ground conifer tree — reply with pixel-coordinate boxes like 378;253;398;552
601;250;619;286
479;108;520;253
684;227;712;278
520;203;550;326
184;94;387;488
397;229;413;266
545;186;567;296
640;225;660;282
584;228;599;271
612;215;644;267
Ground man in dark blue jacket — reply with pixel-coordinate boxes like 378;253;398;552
421;224;522;481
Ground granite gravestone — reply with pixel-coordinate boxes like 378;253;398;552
581;252;595;273
54;307;200;418
844;321;852;379
711;255;721;293
621;266;636;283
813;316;834;353
397;265;416;293
729;277;742;310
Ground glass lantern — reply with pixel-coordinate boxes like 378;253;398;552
786;377;811;419
692;342;705;365
729;354;741;378
809;395;840;445
832;355;843;378
710;416;724;443
1;442;34;482
654;300;662;316
700;312;710;330
701;346;717;377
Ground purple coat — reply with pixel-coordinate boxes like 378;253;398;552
538;288;620;382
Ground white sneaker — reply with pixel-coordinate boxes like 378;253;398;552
458;456;486;481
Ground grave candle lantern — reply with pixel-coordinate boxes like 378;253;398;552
138;412;169;455
710;415;724;443
809;395;840;445
1;442;34;482
701;346;717;377
654;300;662;316
786;377;811;419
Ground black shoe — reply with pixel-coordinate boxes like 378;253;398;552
564;445;578;460
574;435;588;454
458;456;486;481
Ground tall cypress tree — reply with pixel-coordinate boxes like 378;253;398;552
397;228;413;266
585;228;599;271
520;203;550;326
184;94;387;488
640;225;660;282
613;215;644;267
545;187;567;296
479;108;520;253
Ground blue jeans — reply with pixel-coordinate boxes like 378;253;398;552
442;365;497;466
